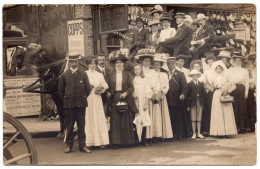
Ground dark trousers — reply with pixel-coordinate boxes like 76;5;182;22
51;94;65;132
168;106;184;137
201;91;213;132
64;107;86;148
230;84;246;131
246;88;256;131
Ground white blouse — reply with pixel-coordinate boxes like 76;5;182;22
142;67;160;95
86;70;108;90
159;27;176;42
116;70;123;91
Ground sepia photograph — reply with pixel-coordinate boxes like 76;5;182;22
1;1;257;166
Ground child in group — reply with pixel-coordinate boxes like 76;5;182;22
133;63;152;146
187;69;206;139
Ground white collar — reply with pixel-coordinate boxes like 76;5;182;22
193;80;199;84
178;22;184;28
98;65;105;71
70;67;78;73
137;28;143;32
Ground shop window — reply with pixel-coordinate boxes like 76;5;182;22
107;34;121;54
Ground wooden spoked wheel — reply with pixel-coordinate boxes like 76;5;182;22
3;112;38;165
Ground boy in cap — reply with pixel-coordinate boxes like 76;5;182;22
187;69;206;139
58;54;92;153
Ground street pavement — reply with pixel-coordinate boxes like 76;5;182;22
7;132;256;165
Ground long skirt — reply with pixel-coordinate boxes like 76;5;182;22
85;91;109;146
210;89;237;136
146;100;162;139
109;92;135;145
160;96;173;139
231;84;247;131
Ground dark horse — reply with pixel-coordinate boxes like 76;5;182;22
10;43;88;136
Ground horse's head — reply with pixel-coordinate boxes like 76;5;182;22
7;46;27;76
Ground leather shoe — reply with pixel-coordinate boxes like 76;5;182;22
79;146;92;153
64;146;72;153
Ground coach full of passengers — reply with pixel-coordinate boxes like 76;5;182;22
58;54;92;153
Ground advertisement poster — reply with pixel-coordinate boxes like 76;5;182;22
3;78;41;117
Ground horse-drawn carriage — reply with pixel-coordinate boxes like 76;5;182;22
3;29;76;165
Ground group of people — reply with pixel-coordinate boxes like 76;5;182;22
57;8;256;154
57;48;256;153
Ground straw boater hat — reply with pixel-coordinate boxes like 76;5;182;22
149;5;163;16
148;19;160;27
232;54;245;60
189;69;201;77
167;57;177;62
68;53;82;60
135;48;155;61
109;50;129;64
217;50;231;59
135;17;145;23
174;12;186;18
194;13;209;22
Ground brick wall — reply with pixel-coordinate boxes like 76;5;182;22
74;5;94;57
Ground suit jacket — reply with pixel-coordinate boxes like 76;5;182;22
163;23;192;57
129;28;149;52
146;32;160;48
107;70;138;114
166;69;188;107
192;22;215;45
187;81;206;107
58;69;91;109
95;63;113;82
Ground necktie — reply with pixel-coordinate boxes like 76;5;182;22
249;70;252;79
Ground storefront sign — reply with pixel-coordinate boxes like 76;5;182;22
3;78;41;117
99;5;128;34
67;19;85;56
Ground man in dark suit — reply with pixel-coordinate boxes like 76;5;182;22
58;54;92;153
158;12;192;60
166;57;188;140
128;17;149;61
191;13;215;60
95;54;113;115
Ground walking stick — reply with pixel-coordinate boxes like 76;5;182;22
182;100;191;138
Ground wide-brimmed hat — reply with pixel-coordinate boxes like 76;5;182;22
68;53;82;60
189;69;201;77
175;12;186;18
160;9;174;21
153;53;164;62
109;50;129;64
217;50;231;59
149;5;163;16
135;48;155;61
148;19;160;27
195;13;209;22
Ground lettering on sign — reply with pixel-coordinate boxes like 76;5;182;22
99;5;128;33
67;19;85;56
3;78;41;117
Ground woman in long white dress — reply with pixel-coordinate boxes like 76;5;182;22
208;61;237;137
136;50;162;141
85;57;109;147
153;54;173;140
132;64;152;145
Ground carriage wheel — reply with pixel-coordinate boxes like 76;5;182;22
3;112;38;165
41;96;57;120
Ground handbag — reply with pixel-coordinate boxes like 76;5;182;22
116;99;128;113
220;93;234;103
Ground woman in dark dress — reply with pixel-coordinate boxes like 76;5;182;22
107;51;138;149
